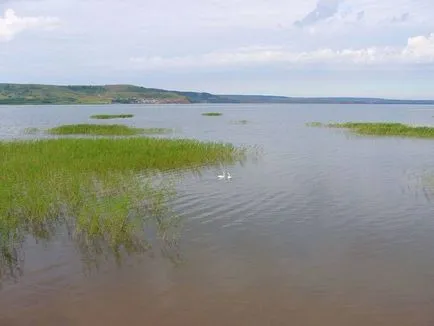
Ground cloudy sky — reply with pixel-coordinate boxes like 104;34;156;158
1;0;434;98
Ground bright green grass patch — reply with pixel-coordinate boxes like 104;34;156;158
324;122;434;138
90;114;134;119
0;137;245;279
202;112;223;116
48;124;144;136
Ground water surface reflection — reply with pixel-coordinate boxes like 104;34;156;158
2;104;434;325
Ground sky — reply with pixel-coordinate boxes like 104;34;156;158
1;0;434;98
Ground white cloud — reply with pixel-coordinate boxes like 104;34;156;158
0;8;59;42
403;33;434;60
1;0;434;98
130;33;434;71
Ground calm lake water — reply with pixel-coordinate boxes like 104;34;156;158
1;104;434;326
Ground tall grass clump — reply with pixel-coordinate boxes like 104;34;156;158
48;124;144;136
90;114;134;119
0;137;245;280
327;122;434;138
202;112;223;116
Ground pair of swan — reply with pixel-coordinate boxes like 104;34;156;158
218;171;232;180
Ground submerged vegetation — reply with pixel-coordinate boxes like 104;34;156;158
0;136;245;280
305;122;323;127
90;114;134;119
202;112;223;116
307;122;434;139
231;120;249;125
48;124;145;136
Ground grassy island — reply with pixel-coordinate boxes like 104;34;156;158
47;124;172;136
202;112;223;116
308;122;434;139
90;114;134;119
48;124;145;136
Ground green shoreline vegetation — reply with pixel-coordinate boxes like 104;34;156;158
307;122;434;138
202;112;223;116
48;124;172;136
0;136;245;279
90;114;134;119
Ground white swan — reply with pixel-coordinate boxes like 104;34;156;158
226;172;232;180
217;171;226;179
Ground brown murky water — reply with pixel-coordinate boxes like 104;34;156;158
2;104;434;325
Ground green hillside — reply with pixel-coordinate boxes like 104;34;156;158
1;83;433;105
0;84;189;105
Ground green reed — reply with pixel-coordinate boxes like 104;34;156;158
308;122;434;139
90;114;134;119
141;128;173;134
47;124;173;136
48;124;144;136
0;137;245;280
202;112;223;116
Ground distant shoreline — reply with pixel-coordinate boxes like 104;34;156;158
2;102;434;106
1;83;433;105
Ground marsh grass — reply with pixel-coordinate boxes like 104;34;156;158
48;124;144;136
47;124;173;136
90;114;134;119
141;128;173;134
202;112;223;116
331;122;434;138
0;137;245;280
307;121;434;139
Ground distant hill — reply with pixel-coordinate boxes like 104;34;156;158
0;84;189;105
0;83;433;105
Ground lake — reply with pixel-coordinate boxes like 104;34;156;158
1;103;434;326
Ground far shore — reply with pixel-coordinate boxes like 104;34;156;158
1;83;434;105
